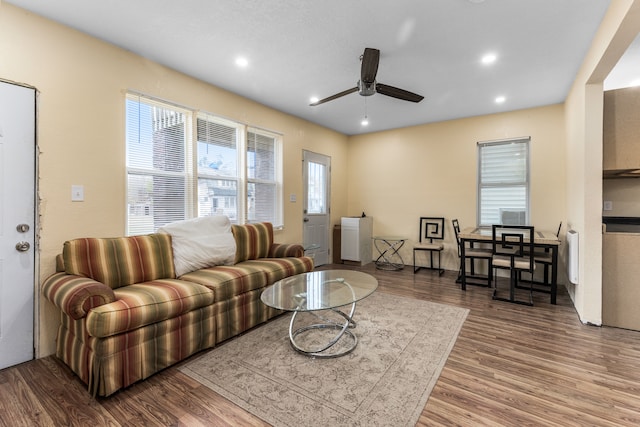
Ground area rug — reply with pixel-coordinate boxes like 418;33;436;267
180;292;468;427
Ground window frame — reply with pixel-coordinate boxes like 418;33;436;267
246;126;283;224
196;113;244;223
125;94;193;236
476;137;530;227
125;92;283;235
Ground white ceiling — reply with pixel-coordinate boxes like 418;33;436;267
605;33;640;90
8;0;619;135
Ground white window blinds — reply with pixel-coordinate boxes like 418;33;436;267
477;137;530;227
196;114;241;221
126;94;190;235
247;128;280;223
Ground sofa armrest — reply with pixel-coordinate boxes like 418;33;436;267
268;243;305;258
55;253;65;272
42;272;116;320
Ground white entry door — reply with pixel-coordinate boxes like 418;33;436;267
0;81;36;369
302;150;330;266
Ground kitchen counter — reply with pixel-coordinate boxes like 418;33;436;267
602;216;640;232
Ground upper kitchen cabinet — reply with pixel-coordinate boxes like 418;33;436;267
603;87;640;176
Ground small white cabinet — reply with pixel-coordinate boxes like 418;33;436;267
341;217;373;265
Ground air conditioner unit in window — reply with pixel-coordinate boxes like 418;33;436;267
500;209;526;225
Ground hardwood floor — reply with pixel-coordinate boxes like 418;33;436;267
1;264;639;426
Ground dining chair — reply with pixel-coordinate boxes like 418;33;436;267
452;219;492;288
491;224;536;306
517;221;561;294
413;217;444;275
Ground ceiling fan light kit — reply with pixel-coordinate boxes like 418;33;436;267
309;48;424;107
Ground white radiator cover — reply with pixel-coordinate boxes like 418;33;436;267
567;229;579;285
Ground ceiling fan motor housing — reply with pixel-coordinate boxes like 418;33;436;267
358;80;376;96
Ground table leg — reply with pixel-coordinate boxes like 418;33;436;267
551;245;558;305
460;240;467;291
374;238;405;270
288;303;358;358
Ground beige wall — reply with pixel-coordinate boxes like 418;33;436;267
347;105;567;271
564;0;640;325
0;4;349;356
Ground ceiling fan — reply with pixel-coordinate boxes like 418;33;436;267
310;47;424;106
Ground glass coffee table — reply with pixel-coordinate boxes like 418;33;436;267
260;270;378;358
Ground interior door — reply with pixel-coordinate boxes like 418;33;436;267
302;150;330;266
0;81;36;369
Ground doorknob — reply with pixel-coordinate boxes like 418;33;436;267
16;224;30;233
303;218;310;222
15;241;30;252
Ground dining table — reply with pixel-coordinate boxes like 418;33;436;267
458;226;561;304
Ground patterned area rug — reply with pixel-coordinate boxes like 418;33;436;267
180;292;468;427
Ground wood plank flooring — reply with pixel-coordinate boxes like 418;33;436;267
1;264;639;426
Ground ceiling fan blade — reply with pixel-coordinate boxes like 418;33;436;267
361;48;380;84
376;83;424;103
309;87;358;106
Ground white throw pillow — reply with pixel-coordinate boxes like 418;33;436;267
158;216;237;276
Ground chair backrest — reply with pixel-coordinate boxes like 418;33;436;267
451;219;461;256
419;217;445;243
491;224;535;271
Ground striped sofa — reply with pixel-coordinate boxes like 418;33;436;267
42;222;313;397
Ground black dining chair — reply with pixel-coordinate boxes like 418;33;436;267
413;217;444;275
491;224;536;306
517;221;561;294
452;219;492;288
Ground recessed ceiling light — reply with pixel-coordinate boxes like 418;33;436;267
481;53;497;65
235;57;249;68
495;96;506;104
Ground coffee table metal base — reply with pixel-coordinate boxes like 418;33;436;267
288;303;357;358
261;270;378;359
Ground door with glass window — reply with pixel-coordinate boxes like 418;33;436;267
303;150;330;266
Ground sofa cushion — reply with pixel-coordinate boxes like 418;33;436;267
179;265;268;302
239;257;315;285
231;222;273;263
63;234;176;289
158;216;236;276
85;279;214;338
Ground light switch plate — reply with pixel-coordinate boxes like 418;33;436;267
603;200;613;211
72;185;84;202
290;194;297;202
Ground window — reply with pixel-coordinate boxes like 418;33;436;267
306;159;328;215
196;115;241;221
477;137;530;227
126;96;190;235
126;93;283;235
247;128;282;222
